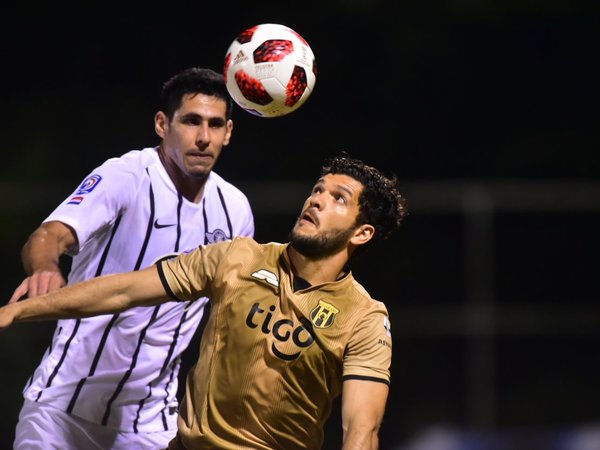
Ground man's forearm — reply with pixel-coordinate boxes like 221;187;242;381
3;266;166;327
21;222;75;275
12;275;129;322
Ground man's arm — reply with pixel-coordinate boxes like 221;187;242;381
10;221;78;303
341;379;389;450
1;265;167;330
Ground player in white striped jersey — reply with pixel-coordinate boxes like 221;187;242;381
9;67;254;449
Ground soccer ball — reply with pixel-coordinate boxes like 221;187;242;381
223;23;317;118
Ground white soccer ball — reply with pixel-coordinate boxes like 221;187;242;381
224;23;317;118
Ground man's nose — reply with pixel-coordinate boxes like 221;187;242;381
196;123;210;144
308;192;324;209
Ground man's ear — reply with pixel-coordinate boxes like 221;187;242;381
154;111;168;138
350;224;375;247
223;119;233;146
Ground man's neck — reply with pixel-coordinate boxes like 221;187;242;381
287;246;349;286
158;147;207;203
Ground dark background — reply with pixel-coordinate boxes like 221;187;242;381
1;1;599;449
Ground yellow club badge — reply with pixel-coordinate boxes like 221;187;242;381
310;300;339;328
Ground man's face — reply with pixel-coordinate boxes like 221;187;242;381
290;173;364;258
155;93;233;179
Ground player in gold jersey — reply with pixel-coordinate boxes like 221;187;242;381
1;155;407;449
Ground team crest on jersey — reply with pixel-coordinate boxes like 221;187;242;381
206;228;229;243
76;174;102;195
309;300;339;328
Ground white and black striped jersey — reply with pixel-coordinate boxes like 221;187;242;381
22;147;254;433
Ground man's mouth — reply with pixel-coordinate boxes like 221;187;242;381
188;152;212;163
301;210;318;226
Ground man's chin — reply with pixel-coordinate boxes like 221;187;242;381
289;232;326;258
290;225;355;259
189;167;212;180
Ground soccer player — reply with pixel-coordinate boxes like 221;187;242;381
1;155;406;450
8;67;254;449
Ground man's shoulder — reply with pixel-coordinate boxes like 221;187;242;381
209;171;246;194
212;237;285;272
229;236;285;253
100;147;158;173
208;171;252;207
341;276;388;312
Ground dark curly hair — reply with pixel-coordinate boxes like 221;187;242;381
321;154;407;244
160;67;234;121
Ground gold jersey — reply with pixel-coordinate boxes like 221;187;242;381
158;237;392;450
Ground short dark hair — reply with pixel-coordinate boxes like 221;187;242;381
160;67;233;121
321;154;407;244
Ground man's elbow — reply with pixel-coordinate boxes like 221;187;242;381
342;422;382;450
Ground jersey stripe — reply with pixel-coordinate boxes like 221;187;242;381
102;305;162;426
135;386;154;433
202;198;209;244
134;178;156;271
133;308;187;432
216;186;233;238
95;214;124;277
175;193;183;252
66;313;121;413
35;320;81;402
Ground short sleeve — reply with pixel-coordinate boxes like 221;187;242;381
157;240;233;302
342;305;392;385
44;159;137;254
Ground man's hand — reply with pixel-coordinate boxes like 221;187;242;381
9;271;66;304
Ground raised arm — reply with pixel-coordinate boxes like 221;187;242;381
9;221;78;303
1;265;168;330
341;379;389;450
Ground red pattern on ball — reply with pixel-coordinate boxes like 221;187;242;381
253;40;294;63
236;26;258;44
285;66;308;106
223;53;231;83
235;70;273;106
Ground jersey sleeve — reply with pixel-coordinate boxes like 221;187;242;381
157;240;233;302
342;304;392;385
227;187;255;239
43;157;137;255
238;205;255;238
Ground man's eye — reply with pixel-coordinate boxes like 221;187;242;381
208;119;225;128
